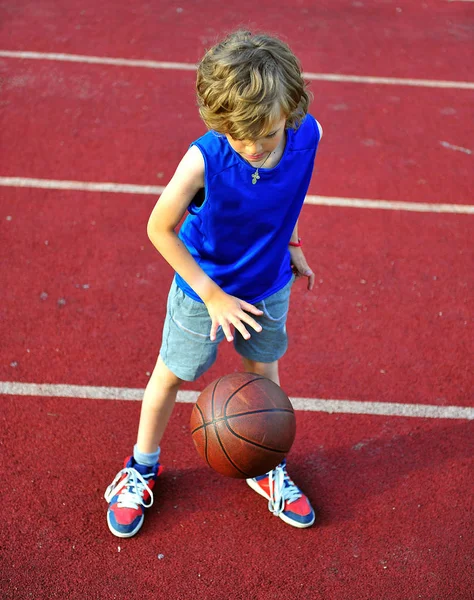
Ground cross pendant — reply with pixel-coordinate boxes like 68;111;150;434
251;169;260;185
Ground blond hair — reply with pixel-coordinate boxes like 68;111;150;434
196;30;311;140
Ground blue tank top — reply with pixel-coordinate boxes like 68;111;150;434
175;114;322;303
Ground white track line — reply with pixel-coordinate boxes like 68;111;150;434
304;196;474;214
1;176;473;215
0;176;163;195
0;51;196;72
1;50;473;90
303;73;474;90
1;381;472;420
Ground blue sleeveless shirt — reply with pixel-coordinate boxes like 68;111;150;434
175;114;322;303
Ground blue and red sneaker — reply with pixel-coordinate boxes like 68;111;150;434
104;456;162;538
246;460;315;528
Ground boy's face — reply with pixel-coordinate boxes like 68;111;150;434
225;116;287;163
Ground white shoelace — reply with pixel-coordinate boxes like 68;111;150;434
104;467;154;509
267;463;302;516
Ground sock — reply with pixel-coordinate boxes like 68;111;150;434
133;444;161;467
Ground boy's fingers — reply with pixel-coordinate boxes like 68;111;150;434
232;319;251;341
222;322;234;342
240;300;263;315
209;321;218;341
240;313;263;333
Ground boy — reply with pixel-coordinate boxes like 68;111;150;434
104;30;323;537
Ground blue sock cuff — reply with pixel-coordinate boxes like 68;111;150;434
133;444;161;467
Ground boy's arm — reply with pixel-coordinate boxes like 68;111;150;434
289;220;315;291
147;146;219;303
147;145;263;341
289;221;300;245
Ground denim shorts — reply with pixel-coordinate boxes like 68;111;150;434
159;276;294;381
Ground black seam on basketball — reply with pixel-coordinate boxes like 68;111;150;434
223;376;267;417
226;408;294;418
191;384;217;435
224;419;289;453
210;376;225;426
206;378;222;467
192;403;209;464
209;377;225;468
214;423;250;477
192;375;266;434
204;419;209;465
211;377;222;424
193;402;205;423
191;401;208;435
191;408;293;433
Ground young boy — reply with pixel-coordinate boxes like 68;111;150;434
104;30;323;537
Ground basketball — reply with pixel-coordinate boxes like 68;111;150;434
190;372;296;478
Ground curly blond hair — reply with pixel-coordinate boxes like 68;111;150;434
196;30;311;140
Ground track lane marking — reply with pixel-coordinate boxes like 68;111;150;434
1;50;473;90
1;381;473;420
440;141;472;155
0;176;163;195
1;176;473;214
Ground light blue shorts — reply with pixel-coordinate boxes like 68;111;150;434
159;276;294;381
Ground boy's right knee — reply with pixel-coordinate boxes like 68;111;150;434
152;355;184;389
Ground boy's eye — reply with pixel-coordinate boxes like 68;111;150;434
266;132;277;138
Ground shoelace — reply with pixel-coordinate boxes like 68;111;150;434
104;467;154;509
267;463;302;516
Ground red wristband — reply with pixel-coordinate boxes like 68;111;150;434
288;238;302;247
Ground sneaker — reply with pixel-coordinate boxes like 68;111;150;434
246;459;315;528
104;456;162;538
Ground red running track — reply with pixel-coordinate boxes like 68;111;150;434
2;395;473;600
1;1;473;599
1;59;473;203
2;0;474;81
1;190;473;406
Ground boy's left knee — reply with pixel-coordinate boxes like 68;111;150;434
242;357;279;382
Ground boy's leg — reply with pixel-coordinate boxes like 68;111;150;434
136;355;183;453
105;277;221;538
104;355;183;538
242;356;315;529
241;356;280;384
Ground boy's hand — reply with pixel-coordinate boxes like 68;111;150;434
204;289;263;342
290;246;315;291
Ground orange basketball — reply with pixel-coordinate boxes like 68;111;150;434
190;372;296;478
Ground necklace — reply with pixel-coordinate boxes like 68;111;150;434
251;152;273;185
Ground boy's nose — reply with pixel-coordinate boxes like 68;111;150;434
244;141;263;155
